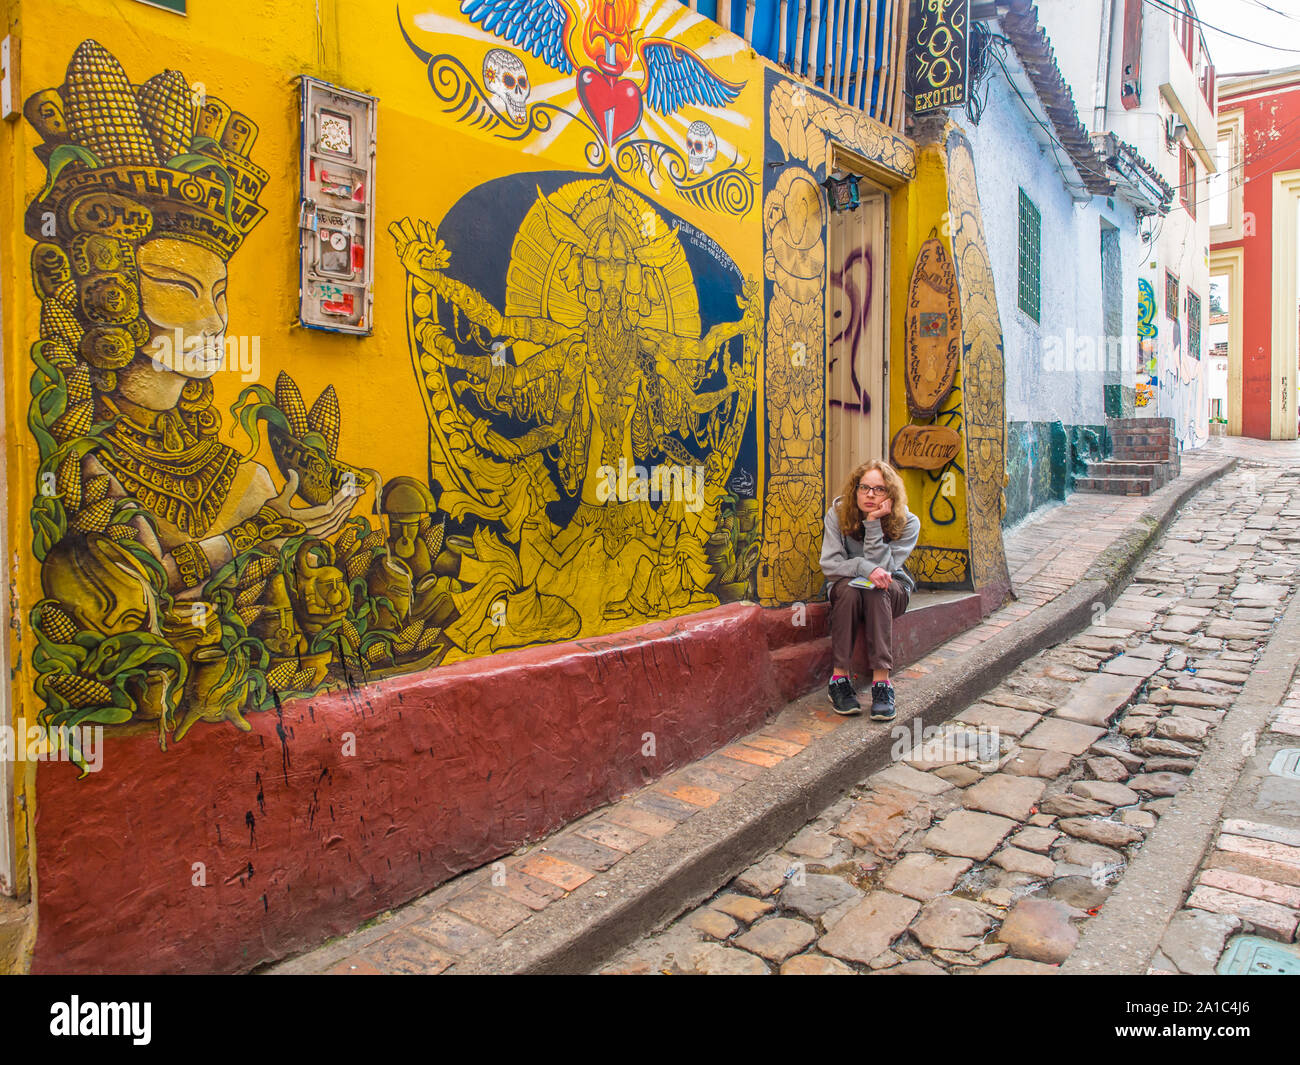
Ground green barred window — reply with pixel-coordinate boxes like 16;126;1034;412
1018;188;1041;322
1187;288;1201;359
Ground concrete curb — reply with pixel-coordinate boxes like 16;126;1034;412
454;456;1239;975
1062;542;1300;975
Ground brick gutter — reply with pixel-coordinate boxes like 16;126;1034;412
448;455;1238;974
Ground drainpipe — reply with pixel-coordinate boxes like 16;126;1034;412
1094;0;1115;131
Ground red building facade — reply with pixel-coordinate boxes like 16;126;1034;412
1211;67;1300;440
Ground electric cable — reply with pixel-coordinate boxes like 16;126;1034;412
1238;0;1300;23
1140;0;1300;54
989;44;1103;194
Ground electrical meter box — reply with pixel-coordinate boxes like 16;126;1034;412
298;77;376;334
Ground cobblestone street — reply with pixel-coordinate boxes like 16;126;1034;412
1148;609;1300;974
601;440;1300;975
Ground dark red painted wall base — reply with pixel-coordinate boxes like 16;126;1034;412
33;592;985;974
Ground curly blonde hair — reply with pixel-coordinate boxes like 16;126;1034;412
837;459;910;542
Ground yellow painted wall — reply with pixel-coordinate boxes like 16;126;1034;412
10;0;771;729
2;0;980;968
887;140;972;585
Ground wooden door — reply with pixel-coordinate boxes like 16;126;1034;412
826;186;887;509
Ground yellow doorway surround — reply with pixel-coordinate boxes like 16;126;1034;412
1209;246;1244;438
1271;170;1300;441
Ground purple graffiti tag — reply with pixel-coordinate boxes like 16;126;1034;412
829;244;873;417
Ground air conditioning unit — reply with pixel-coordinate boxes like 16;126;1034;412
1165;114;1188;144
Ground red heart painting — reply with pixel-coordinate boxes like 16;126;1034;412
576;66;643;146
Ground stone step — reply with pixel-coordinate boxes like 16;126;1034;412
1108;416;1174;431
1115;447;1178;462
1087;460;1166;478
1111;433;1175;449
1085;462;1171;491
1074;475;1155;496
1108;434;1166;443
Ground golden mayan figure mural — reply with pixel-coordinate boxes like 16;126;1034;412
391;176;763;645
24;42;385;759
23;41;486;764
26;43;765;770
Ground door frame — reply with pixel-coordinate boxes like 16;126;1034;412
1209;245;1244;437
1271;170;1300;440
0;222;14;896
824;148;892;510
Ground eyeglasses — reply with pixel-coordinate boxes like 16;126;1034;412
856;484;888;497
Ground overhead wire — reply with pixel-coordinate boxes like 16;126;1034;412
986;42;1102;195
964;20;1008;125
1238;0;1300;22
1140;0;1300;53
1162;107;1300;203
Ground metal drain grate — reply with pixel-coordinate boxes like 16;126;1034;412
1267;749;1300;780
1217;935;1300;975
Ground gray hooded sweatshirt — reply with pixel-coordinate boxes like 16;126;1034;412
819;498;920;593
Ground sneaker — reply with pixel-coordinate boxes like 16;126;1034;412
869;682;896;722
828;675;861;715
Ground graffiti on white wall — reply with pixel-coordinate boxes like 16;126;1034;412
1159;303;1207;449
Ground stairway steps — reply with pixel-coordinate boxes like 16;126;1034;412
1076;417;1182;497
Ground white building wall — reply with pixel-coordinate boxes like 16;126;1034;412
1035;0;1108;127
1037;0;1213;449
951;73;1142;429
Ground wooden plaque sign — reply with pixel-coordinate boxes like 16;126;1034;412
904;237;962;418
891;424;962;470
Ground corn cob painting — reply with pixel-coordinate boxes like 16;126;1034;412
20;40;471;768
135;70;197;163
266;371;366;505
63;41;158;166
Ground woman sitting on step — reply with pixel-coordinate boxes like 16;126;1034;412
819;460;921;720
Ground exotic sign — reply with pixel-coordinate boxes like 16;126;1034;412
904;236;962;417
891;424;963;470
907;0;970;115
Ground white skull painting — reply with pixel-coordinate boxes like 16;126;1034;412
685;121;717;175
484;48;530;125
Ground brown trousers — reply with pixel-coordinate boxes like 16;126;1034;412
828;577;910;674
